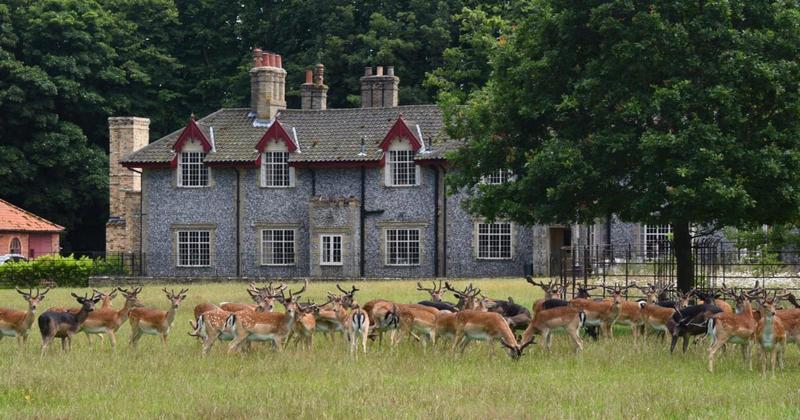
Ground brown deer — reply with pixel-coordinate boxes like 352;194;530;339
638;300;676;340
451;310;530;359
605;284;642;339
77;287;143;349
0;288;49;345
129;288;188;349
444;282;484;311
520;306;585;353
227;281;306;352
526;277;565;314
755;295;786;377
569;296;614;338
220;282;286;313
346;301;370;354
363;299;400;345
291;300;321;351
707;288;760;373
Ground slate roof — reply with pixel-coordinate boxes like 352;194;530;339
121;105;460;165
0;199;64;233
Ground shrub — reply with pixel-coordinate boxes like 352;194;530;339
0;255;129;288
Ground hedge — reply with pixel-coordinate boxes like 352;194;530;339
0;255;126;288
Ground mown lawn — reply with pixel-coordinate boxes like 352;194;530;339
0;279;798;419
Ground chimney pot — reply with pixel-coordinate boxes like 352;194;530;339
276;54;282;68
253;48;263;67
267;53;275;67
387;66;394;76
305;69;313;84
314;63;325;85
376;66;384;76
364;66;373;76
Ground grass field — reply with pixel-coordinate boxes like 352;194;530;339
1;279;799;419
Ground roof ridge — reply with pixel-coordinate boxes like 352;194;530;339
280;104;440;114
0;198;64;231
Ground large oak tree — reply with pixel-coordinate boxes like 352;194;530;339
443;0;800;290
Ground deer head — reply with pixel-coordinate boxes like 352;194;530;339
163;288;189;309
525;277;562;299
603;284;635;304
71;292;102;313
279;280;308;315
92;288;118;306
336;284;359;308
445;282;482;310
15;287;49;312
416;281;445;302
118;287;144;308
574;285;597;299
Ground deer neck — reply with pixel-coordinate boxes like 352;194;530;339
741;300;754;320
164;305;178;328
116;300;135;326
75;306;92;325
23;305;37;330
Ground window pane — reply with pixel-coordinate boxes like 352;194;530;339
263;152;290;187
477;223;512;259
386;228;420;265
180;152;209;187
263;229;295;265
389;150;416;186
177;230;211;266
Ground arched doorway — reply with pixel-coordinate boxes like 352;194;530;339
9;237;22;255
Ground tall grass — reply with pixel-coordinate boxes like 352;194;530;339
0;280;798;419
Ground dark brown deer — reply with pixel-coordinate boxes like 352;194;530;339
38;292;101;355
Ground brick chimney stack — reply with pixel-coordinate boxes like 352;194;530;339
106;117;149;254
360;65;399;108
250;47;286;120
300;63;328;110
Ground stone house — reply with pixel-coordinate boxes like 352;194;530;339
0;198;63;258
107;48;672;278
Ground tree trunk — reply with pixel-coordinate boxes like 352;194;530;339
673;222;694;292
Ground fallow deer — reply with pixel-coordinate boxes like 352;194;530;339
363;299;400;345
38;292;101;354
291;300;321;351
346;300;370;354
188;307;238;355
667;302;722;353
707;288;760;372
638;301;676;340
77;287;143;349
520;306;585;352
393;303;438;348
526;277;567;314
569;295;614;338
605;284;642;339
451;310;530;359
194;302;219;320
444;282;485;311
226;281;306;352
220;281;286;313
0;288;49;345
482;296;532;332
417;281;458;312
755;294;786;377
129;288;188;348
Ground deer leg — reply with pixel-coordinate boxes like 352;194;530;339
569;328;584;353
708;337;727;373
362;328;368;354
459;337;471;354
160;334;168;349
107;330;117;351
60;336;67;352
746;341;753;372
40;335;53;356
228;334;246;354
682;335;690;353
129;326;142;348
545;330;553;351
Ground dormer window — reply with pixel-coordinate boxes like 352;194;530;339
260;139;295;188
177;141;209;187
385;138;420;187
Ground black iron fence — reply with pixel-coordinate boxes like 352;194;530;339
557;239;800;298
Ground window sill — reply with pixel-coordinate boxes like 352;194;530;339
260;263;297;267
176;265;213;268
476;257;514;261
177;185;211;189
320;263;343;266
259;185;295;189
385;264;421;267
385;184;419;188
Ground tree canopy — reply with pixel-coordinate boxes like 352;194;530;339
443;0;800;289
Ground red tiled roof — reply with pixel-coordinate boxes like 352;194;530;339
0;199;64;233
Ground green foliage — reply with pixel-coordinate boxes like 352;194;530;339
0;254;126;288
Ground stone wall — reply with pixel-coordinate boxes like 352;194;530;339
106;117;148;253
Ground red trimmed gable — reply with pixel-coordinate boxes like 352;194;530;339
172;119;213;153
255;119;297;153
378;116;422;151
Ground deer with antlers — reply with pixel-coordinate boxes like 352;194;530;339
707;287;760;373
416;281;458;312
227;280;306;352
569;292;614;338
0;288;49;346
755;293;786;377
526;277;568;314
38;292;101;354
129;288;188;349
77;287;143;349
290;300;321;351
220;282;287;313
444;282;486;311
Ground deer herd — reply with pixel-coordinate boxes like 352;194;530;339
1;278;799;376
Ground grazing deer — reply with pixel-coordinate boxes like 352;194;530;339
194;302;219;320
707;288;760;372
520;306;585;353
417;281;458;312
0;288;49;345
78;287;143;349
451;310;530;359
755;295;786;377
129;288;188;349
38;292;101;354
227;281;306;352
394;303;438;348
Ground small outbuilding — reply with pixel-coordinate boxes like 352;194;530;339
0;198;63;258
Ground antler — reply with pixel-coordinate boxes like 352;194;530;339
15;287;31;298
286;279;308;300
416;282;435;293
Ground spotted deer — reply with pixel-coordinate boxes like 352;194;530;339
0;288;49;345
77;287;143;349
707;288;760;372
226;281;306;352
451;310;530;359
129;288;188;349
